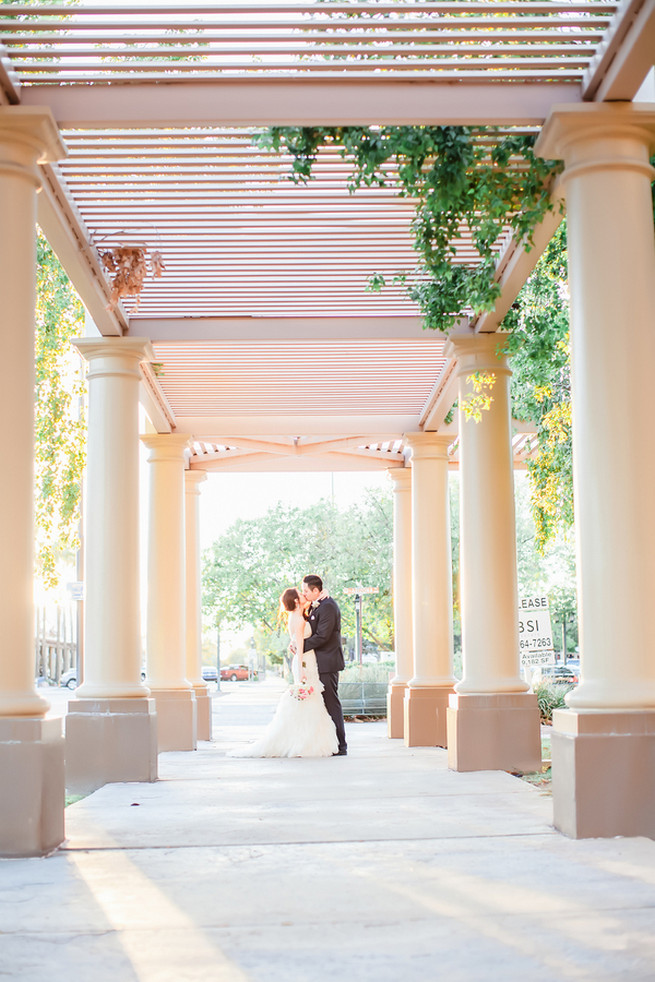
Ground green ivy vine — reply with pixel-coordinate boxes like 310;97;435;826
256;125;563;333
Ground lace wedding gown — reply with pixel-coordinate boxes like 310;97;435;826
233;611;338;758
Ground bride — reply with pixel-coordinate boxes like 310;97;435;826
230;587;338;758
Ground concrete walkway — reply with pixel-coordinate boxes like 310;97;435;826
2;679;655;981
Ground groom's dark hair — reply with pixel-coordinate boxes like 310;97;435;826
303;574;323;591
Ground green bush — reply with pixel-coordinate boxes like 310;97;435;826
341;663;394;684
535;681;573;724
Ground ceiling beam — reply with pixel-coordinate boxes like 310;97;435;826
176;414;418;438
128;315;427;341
583;0;655;101
471;191;566;334
37;164;127;337
21;80;582;128
189;449;404;473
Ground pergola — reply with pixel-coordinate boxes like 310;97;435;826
1;1;654;856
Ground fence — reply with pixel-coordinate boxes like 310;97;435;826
34;604;77;684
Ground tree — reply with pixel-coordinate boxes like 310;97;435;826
506;224;573;551
202;488;393;655
34;231;86;588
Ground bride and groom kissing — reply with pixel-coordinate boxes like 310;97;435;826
232;575;348;759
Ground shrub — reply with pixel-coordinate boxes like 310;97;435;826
535;681;573;724
341;663;394;684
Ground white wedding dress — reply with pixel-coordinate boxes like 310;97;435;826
232;611;338;758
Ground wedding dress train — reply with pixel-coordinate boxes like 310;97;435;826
230;612;338;758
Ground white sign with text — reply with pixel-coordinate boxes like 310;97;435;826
518;595;554;666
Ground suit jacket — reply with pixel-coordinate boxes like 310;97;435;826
303;596;345;675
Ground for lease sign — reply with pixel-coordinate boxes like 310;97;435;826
518;595;554;666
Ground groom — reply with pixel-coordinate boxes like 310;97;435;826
301;575;348;756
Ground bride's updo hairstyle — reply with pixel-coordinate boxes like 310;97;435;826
280;587;300;613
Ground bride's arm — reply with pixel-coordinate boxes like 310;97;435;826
292;616;306;682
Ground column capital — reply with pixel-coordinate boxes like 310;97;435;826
184;469;207;493
74;337;155;381
0;106;66;187
404;432;452;462
387;467;411;491
444;334;510;377
141;432;191;462
536;103;655;180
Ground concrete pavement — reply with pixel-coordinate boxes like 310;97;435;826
2;678;655;981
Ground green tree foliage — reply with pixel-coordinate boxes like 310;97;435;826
202;488;393;652
505;223;573;550
35;231;86;587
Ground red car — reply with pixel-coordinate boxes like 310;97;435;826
220;664;256;682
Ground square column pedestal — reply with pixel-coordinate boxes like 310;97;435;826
387;681;407;739
0;717;65;857
150;689;197;752
552;709;655;839
447;693;541;772
404;686;453;748
192;684;212;741
66;698;158;794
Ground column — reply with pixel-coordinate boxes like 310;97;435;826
185;469;212;741
535;103;655;838
0;108;66;856
66;338;158;794
403;434;456;747
444;335;540;773
386;468;413;738
142;434;197;752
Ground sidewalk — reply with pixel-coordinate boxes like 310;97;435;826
3;679;655;981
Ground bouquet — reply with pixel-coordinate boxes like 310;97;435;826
289;678;315;701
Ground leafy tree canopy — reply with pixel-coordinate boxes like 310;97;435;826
506;223;573;550
202;488;393;650
35;230;86;588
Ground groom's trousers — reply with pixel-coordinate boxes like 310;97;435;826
320;672;347;752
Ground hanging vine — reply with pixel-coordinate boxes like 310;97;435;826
255;125;563;333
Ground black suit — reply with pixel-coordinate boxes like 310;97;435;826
303;597;347;752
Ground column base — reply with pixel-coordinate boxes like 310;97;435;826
447;692;541;772
387;681;407;739
192;683;212;741
552;708;655;839
65;698;158;794
0;716;65;858
149;687;197;751
404;685;454;748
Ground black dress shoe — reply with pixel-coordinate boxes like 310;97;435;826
332;749;348;756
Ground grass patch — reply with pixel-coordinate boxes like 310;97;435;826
65;793;89;807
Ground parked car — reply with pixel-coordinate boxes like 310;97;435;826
60;668;146;689
536;664;579;685
220;664;256;682
201;666;218;683
60;668;78;689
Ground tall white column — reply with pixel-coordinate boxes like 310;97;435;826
403;434;455;747
536;103;655;838
445;336;540;773
185;469;211;741
66;338;158;793
142;434;197;752
386;468;413;739
0;108;67;857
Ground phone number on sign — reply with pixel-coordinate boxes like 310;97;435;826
519;637;553;650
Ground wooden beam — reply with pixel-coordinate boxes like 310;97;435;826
128;315;426;342
37;164;127;337
583;0;655;102
21;80;583;128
